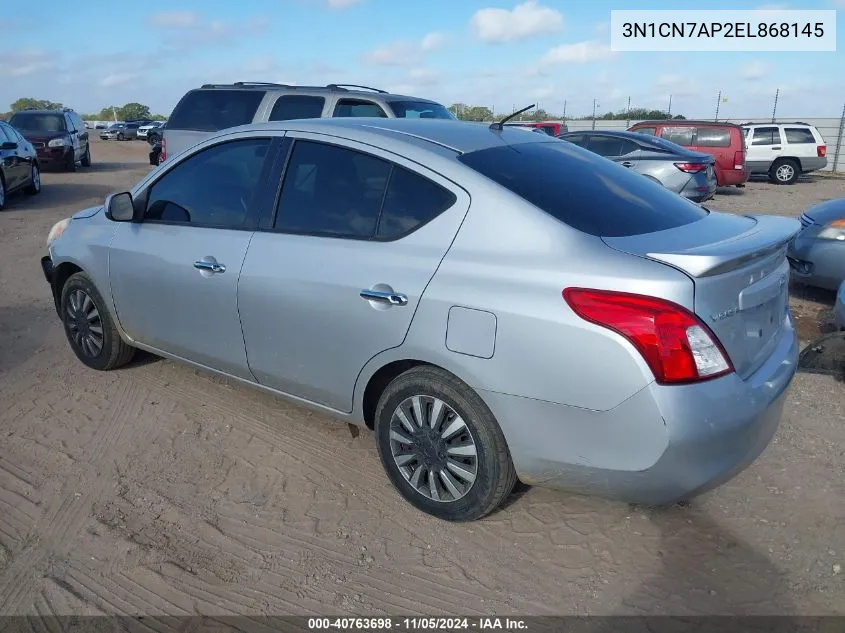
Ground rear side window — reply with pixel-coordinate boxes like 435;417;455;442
167;89;266;132
751;127;780;145
333;99;388;118
784;127;815;144
458;142;708;238
694;127;732;147
274;140;454;239
633;127;657;136
269;95;326;121
387;101;455;120
660;126;694;146
587;136;638;157
561;134;588;147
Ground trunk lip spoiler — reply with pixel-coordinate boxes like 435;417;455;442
602;214;801;278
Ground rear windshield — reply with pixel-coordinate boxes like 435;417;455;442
458;141;709;238
167;89;266;132
387;101;455;120
8;112;66;133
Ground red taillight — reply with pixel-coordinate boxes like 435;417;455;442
562;288;734;385
734;150;745;170
160;137;167;162
818;145;826;158
674;162;707;173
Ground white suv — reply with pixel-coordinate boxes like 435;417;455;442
741;122;827;185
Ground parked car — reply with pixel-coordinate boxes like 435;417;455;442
504;121;568;136
627;120;747;188
787;198;845;291
740;122;828;185
160;81;456;162
149;141;162;166
40;119;800;521
559;130;717;202
101;123;141;140
834;281;845;331
146;122;166;146
8;108;91;171
0;120;41;209
138;121;164;139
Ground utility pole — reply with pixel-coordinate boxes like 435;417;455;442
562;99;567;120
714;90;722;122
625;96;631;127
771;88;780;123
667;94;672;118
592;98;599;130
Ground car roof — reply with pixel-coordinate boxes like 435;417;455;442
632;119;742;129
192;84;442;104
218;118;553;155
561;130;658;141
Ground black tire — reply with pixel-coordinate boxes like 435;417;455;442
25;163;41;195
769;158;800;185
117;133;125;141
65;153;76;172
81;145;91;167
374;366;517;522
60;272;135;371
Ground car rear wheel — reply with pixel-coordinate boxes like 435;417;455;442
60;272;135;371
117;133;125;141
25;164;41;195
81;145;91;167
769;158;799;185
374;366;517;521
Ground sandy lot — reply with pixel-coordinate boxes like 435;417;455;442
0;137;843;617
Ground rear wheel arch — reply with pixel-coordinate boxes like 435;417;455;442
362;359;434;429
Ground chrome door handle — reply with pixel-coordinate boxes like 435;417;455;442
360;289;408;306
772;146;782;150
621;161;634;168
193;260;226;273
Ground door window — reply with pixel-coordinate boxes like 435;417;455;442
694;127;731;147
751;127;780;145
784;127;815;144
269;95;326;121
660;126;694;146
274;140;455;239
587;136;638;158
561;134;588;147
634;127;657;136
0;124;10;143
332;99;388;118
144;138;271;228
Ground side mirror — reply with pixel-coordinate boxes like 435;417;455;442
104;192;137;222
1;141;18;150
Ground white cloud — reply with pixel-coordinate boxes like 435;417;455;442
741;60;770;80
540;40;614;65
147;11;200;28
408;68;441;85
365;32;448;66
327;0;362;7
420;32;447;52
0;50;56;77
99;73;136;87
657;74;684;87
470;1;563;44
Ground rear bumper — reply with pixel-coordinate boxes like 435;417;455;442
716;167;748;186
800;156;828;173
480;319;798;505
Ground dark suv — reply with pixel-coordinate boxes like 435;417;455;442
8;108;91;171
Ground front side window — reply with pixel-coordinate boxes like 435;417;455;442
144;138;271;228
269;95;326;121
0;125;10;143
634;127;657;136
274;140;455;239
333;99;388;118
752;127;780;145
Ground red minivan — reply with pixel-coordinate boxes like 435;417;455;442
504;121;568;136
628;120;748;187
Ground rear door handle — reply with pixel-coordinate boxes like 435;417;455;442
772;146;782;150
621;161;635;168
360;289;408;306
193;260;226;274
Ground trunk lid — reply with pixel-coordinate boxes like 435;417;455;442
602;212;800;379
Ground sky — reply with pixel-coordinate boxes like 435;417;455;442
0;0;843;119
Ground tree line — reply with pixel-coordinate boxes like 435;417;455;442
447;104;686;122
0;98;168;122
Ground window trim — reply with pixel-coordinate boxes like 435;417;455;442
261;135;461;243
133;136;281;232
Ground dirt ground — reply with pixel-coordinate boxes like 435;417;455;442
0;137;843;618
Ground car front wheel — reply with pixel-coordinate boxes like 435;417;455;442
60;272;135;371
374;366;517;521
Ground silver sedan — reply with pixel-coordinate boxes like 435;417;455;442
788;198;845;291
40;118;799;521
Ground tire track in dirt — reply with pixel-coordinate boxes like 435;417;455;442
125;364;513;614
0;379;155;613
